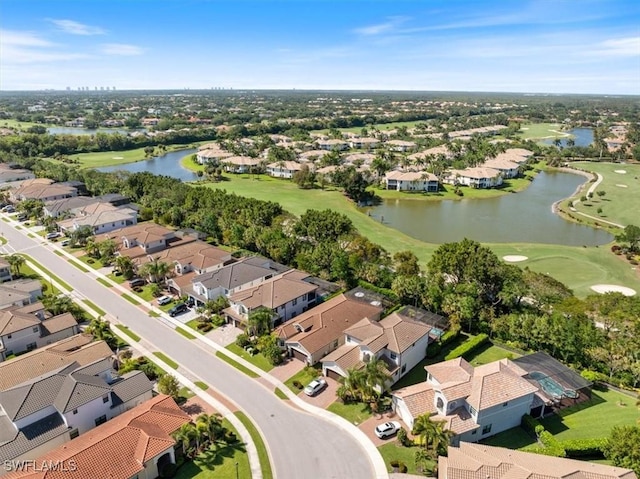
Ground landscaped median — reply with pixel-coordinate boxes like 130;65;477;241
235;411;274;479
20;254;73;292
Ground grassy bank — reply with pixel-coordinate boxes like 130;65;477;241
201;174;639;297
518;122;571;141
180;152;205;172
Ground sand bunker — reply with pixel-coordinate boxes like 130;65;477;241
112;156;124;160
614;169;627;174
616;184;628;188
503;255;529;263
590;284;636;296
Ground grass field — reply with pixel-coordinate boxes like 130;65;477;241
201;174;639;297
0;119;40;130
313;120;427;135
468;343;520;366
82;299;106;316
215;351;260;378
284;365;321;394
153;351;179;369
378;443;435;475
518;123;571;141
235;411;273;479
65;147;149;168
226;343;274;372
181;153;205;172
114;324;141;342
570;161;640;228
176;327;197;340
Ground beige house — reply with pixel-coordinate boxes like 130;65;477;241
446;167;503;188
482;158;521;178
10;179;77;202
349;137;380;149
266;161;303;178
386;140;417;152
384;171;439;191
220;155;261;173
316;139;348;151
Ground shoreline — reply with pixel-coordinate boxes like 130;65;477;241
550;166;595;214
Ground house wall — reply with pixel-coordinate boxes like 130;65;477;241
14;405;58;430
0;267;13;283
274;292;315;323
392;396;416;430
35;325;79;349
91;217;137;235
64;394;112;435
471;393;533;440
310;336;345;364
110;389;154;417
395;335;430;383
267;167;295;178
0;325;41;358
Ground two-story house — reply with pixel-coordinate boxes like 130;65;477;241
56;203;138;235
266;161;303;179
446;167;503;189
0;280;42;310
0;357;153;464
392;357;538;443
384;171;439;192
0;304;79;361
224;270;318;328
10;179;78;203
0;259;12;284
322;310;444;385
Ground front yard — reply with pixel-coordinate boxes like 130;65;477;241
327;401;373;426
225;343;274;372
378;443;435;476
283;365;321;394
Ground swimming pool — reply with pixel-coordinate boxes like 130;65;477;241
529;371;578;399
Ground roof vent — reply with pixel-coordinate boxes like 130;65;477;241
354;292;365;298
370;300;381;307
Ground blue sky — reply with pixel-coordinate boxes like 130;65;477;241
1;0;639;94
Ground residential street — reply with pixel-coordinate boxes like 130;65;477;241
0;222;381;479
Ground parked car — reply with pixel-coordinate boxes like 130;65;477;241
2;205;15;213
128;278;145;288
45;232;61;240
60;239;70;247
168;303;188;317
303;378;327;397
374;421;402;439
16;213;27;221
157;295;172;306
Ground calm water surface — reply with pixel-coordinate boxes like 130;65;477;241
541;127;593;147
97;148;198;182
366;171;612;246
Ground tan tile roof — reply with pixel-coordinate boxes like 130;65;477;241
149;241;232;271
40;313;77;336
5;395;191;479
385;170;438;182
379;313;432;354
393;382;437;418
0;335;111;391
275;294;383;357
322;344;363;371
221;155;261;166
229;270;316;311
450;166;502;180
440;442;637;479
425;357;474;385
0;308;39;336
95;223;174;245
483;158;520;170
267;161;302;171
466;360;538;410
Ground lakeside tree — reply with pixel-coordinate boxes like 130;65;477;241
617;224;640;252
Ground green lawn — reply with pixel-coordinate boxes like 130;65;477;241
176;327;197;340
570;161;640;228
65;148;149;168
181;153;205;172
327;401;372;426
77;254;104;270
82;299;106;317
226;343;274;372
274;388;288;400
480;426;537;449
0;119;41;130
114;324;141;342
70;260;91;273
518;123;571;141
378;443;435;476
153;351;179;369
121;293;140;305
200;174;640;297
468;343;520;366
540;389;640;440
284;365;321;394
96;277;113;287
313;120;427;135
186;319;202;331
235;411;273;479
195;381;209;391
215;351;259;378
174;420;250;479
107;272;126;284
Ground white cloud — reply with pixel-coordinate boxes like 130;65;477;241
1;29;54;47
101;43;145;56
50;19;106;35
592;37;640;57
0;29;89;64
353;16;409;36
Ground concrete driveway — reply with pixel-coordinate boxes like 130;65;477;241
358;414;410;447
298;376;339;409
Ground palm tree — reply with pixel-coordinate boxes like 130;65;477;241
363;355;391;402
84;236;99;258
431;419;454;456
6;254;25;277
337;367;367;403
140;259;171;284
114;255;135;279
86;317;118;350
196;413;224;446
412;413;438;452
247;308;273;337
173;423;196;456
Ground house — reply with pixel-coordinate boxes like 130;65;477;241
0;347;153;465
298;149;332;162
97;223;178;259
0;279;42;310
275;289;384;365
439;443;637;479
0;335;112;392
482;158;520;179
446;167;503;189
0;304;79;362
43;194;131;218
10;179;77;203
56;203;138;235
384;171;439;192
266;161;303;178
148;241;234;277
316;139;348;151
0;165;34;184
196;148;233;165
322;309;445;385
3;395;186;479
224;270;318;328
220;156;261;174
392;357;538;443
349;137;380;149
0;258;12;283
386;140;417;152
184;256;288;305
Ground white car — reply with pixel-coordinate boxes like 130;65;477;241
303;378;327;397
157;295;172;306
374;421;402;439
45;232;61;240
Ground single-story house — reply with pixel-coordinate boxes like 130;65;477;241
0;165;34;184
10;179;78;202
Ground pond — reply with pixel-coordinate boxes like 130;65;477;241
365;171;613;246
541;127;593;148
97;148;199;182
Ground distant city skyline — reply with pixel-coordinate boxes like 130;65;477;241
2;0;639;95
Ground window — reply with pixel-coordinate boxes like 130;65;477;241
401;364;407;373
502;401;509;407
292;298;297;306
469;405;477;416
482;424;492;435
471;429;477;435
389;352;397;360
333;339;339;348
7;334;11;339
69;429;79;440
33;326;39;333
95;415;107;427
102;395;109;403
73;409;78;415
26;342;37;351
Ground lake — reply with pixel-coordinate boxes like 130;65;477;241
541;127;593;147
97;148;199;182
366;171;612;246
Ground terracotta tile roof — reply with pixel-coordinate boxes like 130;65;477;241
466;360;538;410
95;223;174;245
275;293;383;357
149;241;232;271
5;395;190;479
440;442;637;479
229;270;316;311
0;335;111;391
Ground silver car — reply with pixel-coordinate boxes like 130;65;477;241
303;378;327;397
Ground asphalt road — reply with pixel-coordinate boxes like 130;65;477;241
0;223;377;479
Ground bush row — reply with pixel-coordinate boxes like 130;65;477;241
521;415;606;458
426;329;460;358
444;333;488;361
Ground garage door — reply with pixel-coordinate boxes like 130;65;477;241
290;348;308;363
325;368;343;381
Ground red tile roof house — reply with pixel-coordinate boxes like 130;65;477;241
321;309;445;385
275;291;384;365
439;442;637;479
4;395;190;479
392;357;538;444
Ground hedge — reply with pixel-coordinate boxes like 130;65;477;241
444;334;488;361
560;438;607;457
357;280;398;301
521;414;542;436
521;417;606;458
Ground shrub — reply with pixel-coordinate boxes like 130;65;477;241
396;427;412;447
211;314;226;327
537;431;566;457
440;328;460;347
581;369;607;384
235;333;251;348
292;380;303;390
426;342;441;358
199;323;213;333
561;438;607;457
521;414;542;436
398;462;408;473
389;460;399;469
444;333;488;360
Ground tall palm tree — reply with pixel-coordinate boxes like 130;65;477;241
431;419;454;456
337;367;367;403
412;413;438;452
173;423;196;456
114;255;135;279
247;308;273;337
6;254;25;277
196;413;224;446
84;236;99;258
86;317;118;350
363;355;391;402
140;259;171;284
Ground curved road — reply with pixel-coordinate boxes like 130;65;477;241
1;223;378;479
